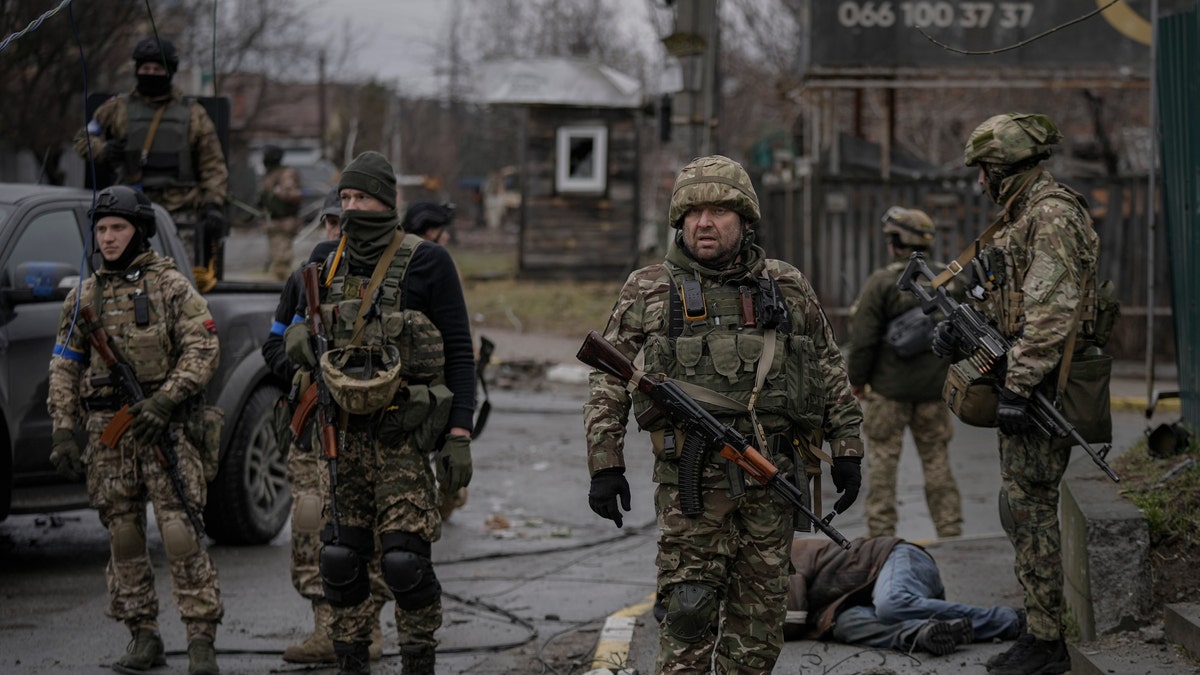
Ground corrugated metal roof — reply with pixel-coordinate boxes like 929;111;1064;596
474;57;641;108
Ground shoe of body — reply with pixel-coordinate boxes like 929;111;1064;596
915;619;971;656
987;634;1070;675
187;638;220;675
117;629;166;670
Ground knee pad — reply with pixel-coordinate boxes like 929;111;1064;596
663;582;718;643
998;487;1015;538
161;516;199;560
319;524;374;608
110;517;146;562
380;531;440;611
293;493;323;534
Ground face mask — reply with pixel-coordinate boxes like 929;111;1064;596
135;73;172;98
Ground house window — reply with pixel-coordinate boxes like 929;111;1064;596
556;125;608;193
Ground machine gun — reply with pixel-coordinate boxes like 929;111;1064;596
79;306;207;537
577;330;851;549
897;253;1119;483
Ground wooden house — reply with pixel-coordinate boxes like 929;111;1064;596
476;57;642;280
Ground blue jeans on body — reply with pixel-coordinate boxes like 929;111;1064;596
832;543;1019;651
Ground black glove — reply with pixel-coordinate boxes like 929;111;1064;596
201;203;226;235
588;467;631;528
830;456;862;514
996;388;1036;436
99;137;126;170
931;320;963;359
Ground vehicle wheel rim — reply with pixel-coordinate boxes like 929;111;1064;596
244;412;288;512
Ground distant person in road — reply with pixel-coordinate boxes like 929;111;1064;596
282;152;476;674
258;144;305;281
785;536;1024;654
262;188;390;665
933;113;1107;675
46;186;223;674
582;154;865;673
848;206;963;539
73;36;228;291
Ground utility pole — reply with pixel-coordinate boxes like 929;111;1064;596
662;0;719;157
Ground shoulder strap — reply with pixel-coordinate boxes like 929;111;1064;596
932;215;1005;289
348;231;410;346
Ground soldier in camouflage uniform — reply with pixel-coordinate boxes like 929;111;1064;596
262;189;390;665
932;113;1101;675
583;155;864;673
259;145;305;281
74;36;228;289
848;207;963;539
282;152;476;675
47;186;223;675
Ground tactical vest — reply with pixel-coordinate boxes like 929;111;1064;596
634;263;824;438
260;167;301;218
318;234;445;385
87;260;174;392
124;96;195;191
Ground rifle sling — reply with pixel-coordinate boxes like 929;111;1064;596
347;230;412;347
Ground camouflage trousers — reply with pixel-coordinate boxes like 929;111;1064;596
264;216;300;281
862;393;962;538
84;414;222;642
317;424;442;647
999;429;1070;641
653;478;792;674
286;442;391;606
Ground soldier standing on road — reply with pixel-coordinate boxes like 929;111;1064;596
932;113;1102;675
582;155;864;673
74;36;228;291
262;188;390;665
47;186;223;675
282;152;476;674
258;145;305;281
848;207;963;539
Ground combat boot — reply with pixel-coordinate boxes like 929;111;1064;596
400;644;436;675
187;637;219;675
333;641;370;675
986;633;1070;675
914;618;972;656
116;628;166;671
283;600;335;663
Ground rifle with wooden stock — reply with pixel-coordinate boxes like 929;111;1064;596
577;330;851;550
299;263;345;542
80;306;206;538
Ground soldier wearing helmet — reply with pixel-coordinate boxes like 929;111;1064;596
73;36;229;290
257;144;305;280
47;185;224;674
933;113;1102;675
847;206;963;542
583;155;864;672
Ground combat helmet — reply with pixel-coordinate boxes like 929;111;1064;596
881;206;934;248
320;345;403;415
132;36;179;75
262;145;285;169
668;155;760;228
964;113;1062;167
89;186;157;239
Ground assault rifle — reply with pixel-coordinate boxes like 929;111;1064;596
897;253;1120;483
300;264;345;541
577;330;851;549
79;306;207;537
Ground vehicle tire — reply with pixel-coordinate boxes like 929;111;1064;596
0;439;11;523
204;385;290;545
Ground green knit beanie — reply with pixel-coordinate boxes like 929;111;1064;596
338;151;397;209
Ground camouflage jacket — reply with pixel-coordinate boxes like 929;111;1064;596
847;256;955;402
976;167;1099;397
47;251;220;432
583;241;862;477
259;165;304;219
73;87;228;214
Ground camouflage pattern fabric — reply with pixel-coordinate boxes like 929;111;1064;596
47;251;221;642
317;425;441;647
260;165;304;280
583;240;863;671
667;155;761;227
973;165;1099;642
861;393;961;538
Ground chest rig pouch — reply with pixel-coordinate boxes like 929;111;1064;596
90;264;173;387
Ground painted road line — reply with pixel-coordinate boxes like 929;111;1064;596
586;592;656;674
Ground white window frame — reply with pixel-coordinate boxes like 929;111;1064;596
555;125;608;193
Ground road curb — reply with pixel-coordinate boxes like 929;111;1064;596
586;592;655;675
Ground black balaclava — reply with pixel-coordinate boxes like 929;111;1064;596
135;72;172;99
101;228;149;271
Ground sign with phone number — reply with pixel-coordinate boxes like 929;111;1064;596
809;0;1151;71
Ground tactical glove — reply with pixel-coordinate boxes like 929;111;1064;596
588;467;631;528
128;392;177;446
283;322;318;370
201;203;226;234
996;388;1036;436
435;433;473;494
50;428;84;481
931;320;964;359
99;137;126;171
830;456;863;514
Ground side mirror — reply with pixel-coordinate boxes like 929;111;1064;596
3;261;78;305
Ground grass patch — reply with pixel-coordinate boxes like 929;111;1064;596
1111;435;1200;547
462;277;623;338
